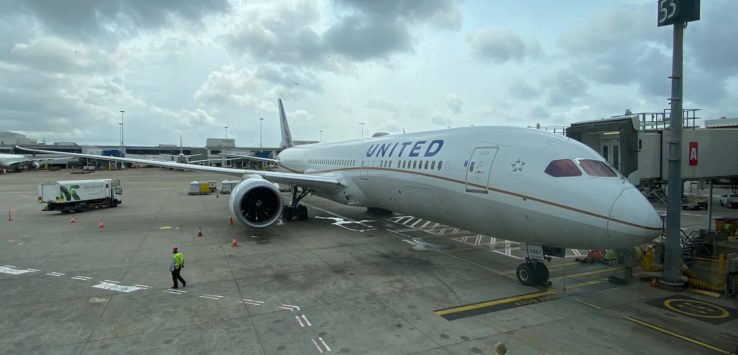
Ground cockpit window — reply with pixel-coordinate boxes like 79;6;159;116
579;159;617;177
544;159;582;177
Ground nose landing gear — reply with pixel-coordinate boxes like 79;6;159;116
515;261;550;286
515;244;551;287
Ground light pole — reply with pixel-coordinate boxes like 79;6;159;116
359;122;365;139
259;117;264;148
224;126;228;138
118;110;125;169
119;110;125;156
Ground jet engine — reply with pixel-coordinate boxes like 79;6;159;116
228;178;284;228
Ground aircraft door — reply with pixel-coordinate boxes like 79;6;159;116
601;139;620;171
465;147;498;193
360;160;368;179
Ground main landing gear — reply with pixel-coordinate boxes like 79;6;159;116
281;187;312;221
515;244;551;287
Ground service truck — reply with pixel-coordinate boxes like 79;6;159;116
38;179;122;213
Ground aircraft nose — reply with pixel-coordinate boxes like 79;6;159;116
608;187;663;247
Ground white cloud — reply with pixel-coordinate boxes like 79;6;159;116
446;94;463;115
466;27;541;63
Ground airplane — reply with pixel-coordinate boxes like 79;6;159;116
0;153;70;171
19;99;663;286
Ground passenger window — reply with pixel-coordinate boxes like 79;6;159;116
424;161;428;170
413;161;417;169
544;159;582;177
431;161;435;170
438;161;443;170
579;159;617;177
469;162;475;172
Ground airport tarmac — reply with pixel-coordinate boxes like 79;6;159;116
1;169;737;354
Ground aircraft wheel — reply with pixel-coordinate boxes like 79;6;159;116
534;262;549;285
516;263;537;286
296;205;308;220
282;206;294;220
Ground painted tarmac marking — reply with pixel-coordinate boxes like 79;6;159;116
296;314;312;327
201;294;224;299
565;280;607;290
134;284;150;289
624;316;735;355
164;290;186;295
312;337;331;353
241;299;264;306
71;276;92;281
92;282;142;293
199;295;223;300
575;299;601;310
280;304;301;312
313;216;376;232
46;272;65;277
103;280;121;284
306;203;376;232
435;289;561;320
25;268;40;272
0;266;38;275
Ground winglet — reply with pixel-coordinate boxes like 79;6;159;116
278;98;294;148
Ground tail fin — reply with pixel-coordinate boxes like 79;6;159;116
179;135;183;155
278;98;294;148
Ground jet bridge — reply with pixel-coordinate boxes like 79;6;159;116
567;110;738;187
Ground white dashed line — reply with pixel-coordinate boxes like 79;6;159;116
71;276;92;281
296;314;312;327
46;272;64;277
202;293;223;298
279;304;301;312
103;280;120;284
312;337;331;352
240;299;264;306
198;295;223;300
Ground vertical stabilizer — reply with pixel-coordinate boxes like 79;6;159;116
278;98;294;148
179;135;183;155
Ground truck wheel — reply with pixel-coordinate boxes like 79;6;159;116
78;203;88;212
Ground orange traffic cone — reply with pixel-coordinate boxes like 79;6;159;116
650;277;657;287
7;208;12;221
229;217;234;226
197;227;203;237
98;219;104;229
231;238;238;248
69;215;77;224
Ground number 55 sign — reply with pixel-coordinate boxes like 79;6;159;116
658;0;700;27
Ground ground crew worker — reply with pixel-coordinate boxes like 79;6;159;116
170;246;187;289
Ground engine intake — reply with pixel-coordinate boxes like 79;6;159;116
228;178;283;228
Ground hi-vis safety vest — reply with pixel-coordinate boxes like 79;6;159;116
173;252;184;269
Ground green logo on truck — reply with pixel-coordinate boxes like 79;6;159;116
59;185;81;201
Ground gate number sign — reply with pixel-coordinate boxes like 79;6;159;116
658;0;700;27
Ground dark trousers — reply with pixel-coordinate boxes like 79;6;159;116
171;268;186;288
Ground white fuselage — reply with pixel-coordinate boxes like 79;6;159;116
0;153;28;169
277;126;662;250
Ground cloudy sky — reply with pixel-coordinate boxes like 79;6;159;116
1;0;736;147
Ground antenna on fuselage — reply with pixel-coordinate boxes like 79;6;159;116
278;98;294;148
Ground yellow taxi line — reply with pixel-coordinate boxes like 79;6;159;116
624;316;735;355
435;289;556;316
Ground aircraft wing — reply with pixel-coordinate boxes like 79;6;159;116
16;146;343;191
222;151;280;164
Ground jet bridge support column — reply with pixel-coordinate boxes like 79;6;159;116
662;21;685;290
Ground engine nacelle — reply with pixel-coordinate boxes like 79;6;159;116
228;178;283;228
